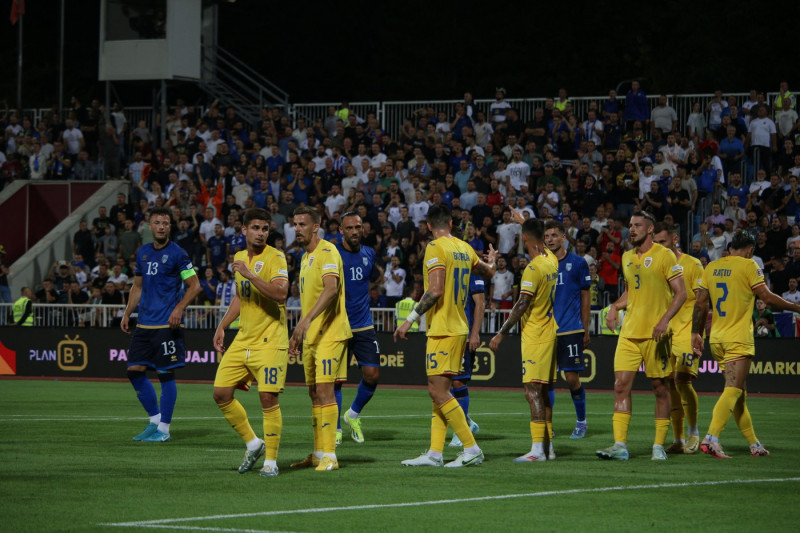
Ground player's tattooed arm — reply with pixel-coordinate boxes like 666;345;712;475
413;290;440;316
498;293;532;335
692;288;710;335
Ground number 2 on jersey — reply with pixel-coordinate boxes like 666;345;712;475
715;282;728;317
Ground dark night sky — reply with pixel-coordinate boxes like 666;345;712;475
1;1;799;109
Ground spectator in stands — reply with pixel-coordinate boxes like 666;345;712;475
747;104;777;172
782;277;800;304
623;81;649;131
753;298;777;338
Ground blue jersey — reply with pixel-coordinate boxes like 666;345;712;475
336;242;377;331
465;274;486;331
227;232;246;255
553;252;591;335
134;242;195;326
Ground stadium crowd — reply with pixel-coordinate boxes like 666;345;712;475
3;82;800;334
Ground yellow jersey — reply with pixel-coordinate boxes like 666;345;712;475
671;253;704;340
620;242;683;339
519;249;558;342
423;236;479;336
233;247;288;348
699;256;765;346
299;240;352;343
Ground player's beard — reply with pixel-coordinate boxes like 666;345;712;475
345;234;360;250
153;234;168;246
630;232;648;248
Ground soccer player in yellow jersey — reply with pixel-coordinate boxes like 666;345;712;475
653;222;705;455
598;211;686;461
289;206;352;472
692;230;800;458
212;208;289;477
394;204;497;468
490;218;559;462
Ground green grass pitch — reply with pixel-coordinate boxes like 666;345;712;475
1;379;799;532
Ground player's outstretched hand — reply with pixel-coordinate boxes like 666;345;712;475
489;333;504;352
691;333;704;357
393;321;411;342
508;204;525;224
231;260;253;280
213;328;226;352
484;243;497;266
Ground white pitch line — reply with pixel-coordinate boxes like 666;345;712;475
104;477;800;529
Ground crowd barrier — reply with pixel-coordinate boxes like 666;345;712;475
1;328;797;394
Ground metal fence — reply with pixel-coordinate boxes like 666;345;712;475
0;303;603;335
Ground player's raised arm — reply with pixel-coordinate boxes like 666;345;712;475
394;267;444;342
473;243;497;278
753;284;800;314
231;259;288;303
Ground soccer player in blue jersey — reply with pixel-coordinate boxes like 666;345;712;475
448;272;485;447
335;212;385;444
543;220;592;439
121;207;202;442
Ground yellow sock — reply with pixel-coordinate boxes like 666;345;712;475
440;397;476;448
312;405;322;453
708;387;743;437
218;399;256;443
430;402;448;454
669;386;685;440
654;418;670;447
677;381;699;428
319;403;338;455
612;411;631;444
546;421;554;441
734;391;758;445
262;405;282;461
530;421;546;444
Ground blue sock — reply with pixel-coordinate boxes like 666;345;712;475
548;387;556;409
351;379;377;415
334;382;343;429
571;385;586;423
127;370;159;417
157;372;177;424
451;385;470;419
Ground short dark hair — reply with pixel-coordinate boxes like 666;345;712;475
730;230;756;250
426;204;452;230
544;220;565;234
242;208;270;227
341;210;359;219
653;221;678;236
293;206;321;224
150;207;172;220
522;218;544;241
633;211;656;226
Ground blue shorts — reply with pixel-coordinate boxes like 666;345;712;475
127;326;186;371
453;345;474;381
349;328;380;367
556;332;585;372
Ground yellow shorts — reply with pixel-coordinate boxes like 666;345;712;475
671;340;700;378
614;336;672;378
521;338;557;384
425;335;467;376
214;344;288;393
303;339;348;385
710;342;754;371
